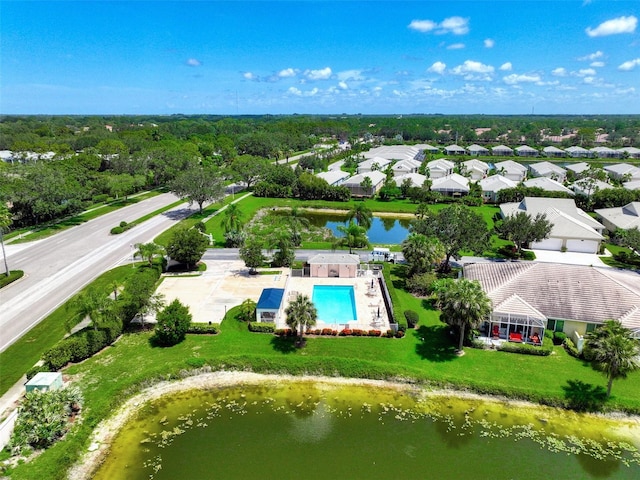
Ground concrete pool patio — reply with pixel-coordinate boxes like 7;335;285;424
155;260;391;332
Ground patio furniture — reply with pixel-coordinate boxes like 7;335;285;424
509;332;523;343
492;325;500;339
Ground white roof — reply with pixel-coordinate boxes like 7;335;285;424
462;158;489;171
392;159;422;171
467;144;489;154
524;177;574;194
572;178;612;194
516;145;538;153
494;159;527;173
479;174;518;192
542;146;566;154
501;197;604;233
591;146;617;153
343;171;387;187
565;162;591;174
444;144;467;153
624;180;640;191
604;163;638;175
363;146;422;162
415;143;440;152
565;146;589;153
492;144;514;153
395;173;427;188
618;147;640;154
358;156;392;169
427;158;455;171
529;161;567;176
595;202;640;230
307;253;360;265
316;170;350;184
431;173;470;192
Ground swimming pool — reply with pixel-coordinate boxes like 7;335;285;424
312;285;357;323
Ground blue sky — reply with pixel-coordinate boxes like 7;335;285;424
1;1;639;115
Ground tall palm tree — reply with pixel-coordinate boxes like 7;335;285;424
401;233;445;277
334;220;369;254
435;279;492;353
288;207;310;247
0;205;12;277
285;294;318;347
69;289;111;331
346;203;373;229
221;203;245;234
134;242;165;267
585;319;640;398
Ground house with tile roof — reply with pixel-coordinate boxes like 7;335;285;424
565;162;591;176
464;262;640;349
604;163;640;182
391;158;422;177
444;144;467;155
426;159;455;179
515;145;539;157
467;144;489;156
523;177;574;195
528;161;567;182
316;170;350;186
357;156;392;174
493;160;527;182
572;178;612;197
595;202;640;233
461;159;489;180
342;171;386;197
565;146;592;158
542;146;567;158
394;172;427;189
491;145;514;156
479;175;518;203
500;197;605;253
431;173;470;196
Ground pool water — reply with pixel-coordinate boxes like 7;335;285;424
312;285;357;323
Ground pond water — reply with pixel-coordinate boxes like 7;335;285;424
303;212;411;244
92;381;640;480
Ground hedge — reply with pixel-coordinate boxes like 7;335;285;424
563;337;581;358
497;341;553;356
186;323;220;335
404;310;419;328
248;322;275;333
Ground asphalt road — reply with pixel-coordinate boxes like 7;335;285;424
0;193;196;352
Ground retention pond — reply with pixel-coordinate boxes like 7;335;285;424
91;378;640;480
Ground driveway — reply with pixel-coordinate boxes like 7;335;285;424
530;249;610;267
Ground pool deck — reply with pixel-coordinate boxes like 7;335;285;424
155;260;390;332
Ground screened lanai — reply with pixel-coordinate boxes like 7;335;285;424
489;295;546;345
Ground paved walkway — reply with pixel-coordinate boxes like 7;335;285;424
530;249;610;267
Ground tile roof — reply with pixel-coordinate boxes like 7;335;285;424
464;262;640;327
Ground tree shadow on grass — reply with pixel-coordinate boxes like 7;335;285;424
414;325;457;362
562;379;607;413
270;335;298;354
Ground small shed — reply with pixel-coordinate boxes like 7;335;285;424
25;372;63;393
256;288;285;323
308;253;360;278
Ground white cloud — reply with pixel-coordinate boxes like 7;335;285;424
578;50;603;61
577;68;596;76
185;58;202;67
499;62;513;71
451;60;494;75
484;38;495;48
551;67;568;77
618;58;640;71
427;61;447;74
503;73;541;85
590;61;605;67
338;81;348;90
586;16;637;37
287;86;319;97
336;69;364;81
243;72;258;80
278;68;297;78
408;16;469;35
447;43;465;50
288;86;302;96
304;67;332;80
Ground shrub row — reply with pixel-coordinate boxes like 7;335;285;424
248;322;275;333
382;264;404;329
0;270;24;289
552;331;567;345
186;323;220;335
273;328;403;338
110;220;133;235
338;329;382;337
404;310;419;328
563;337;581;358
42;322;122;371
496;341;553;356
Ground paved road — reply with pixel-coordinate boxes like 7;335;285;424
0;193;196;352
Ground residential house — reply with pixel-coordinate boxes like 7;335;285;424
430;173;470;196
342;171;386;197
426;159;455;179
542;146;567;158
444;144;467;155
316;170;350;186
565;162;591;176
590;146;622;159
565;146;592;158
363;145;423;162
394;173;428;189
500;197;605;253
515;145;539;157
572;178;612;197
479;174;518;203
528;161;567;182
464;262;640;349
493;160;528;182
491;145;514;156
523;177;574;195
461;159;489;180
618;147;640;159
604;163;640;182
467;144;490;156
595;202;640;233
391;159;422;177
624;180;640;191
357;156;392;174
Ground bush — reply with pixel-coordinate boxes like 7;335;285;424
0;270;24;288
368;330;382;337
405;273;438;296
563;337;581;358
553;331;567;345
25;365;49;381
186;323;220;335
119;221;128;228
520;250;536;261
110;226;124;235
404;310;419;329
395;330;405;338
339;329;352;336
497;342;552;356
43;343;73;371
92;194;109;203
153;299;193;347
248;322;276;333
275;328;294;337
65;336;90;363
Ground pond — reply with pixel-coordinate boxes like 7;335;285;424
303;212;411;245
92;380;640;480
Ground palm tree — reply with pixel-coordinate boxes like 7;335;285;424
288;207;310;247
0;205;12;277
134;242;165;267
285;294;318;347
347;203;373;229
435;279;492;353
401;233;445;277
69;289;111;331
585;319;640;398
221;203;244;234
138;292;165;328
334;220;369;254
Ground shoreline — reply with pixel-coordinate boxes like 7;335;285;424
68;371;640;480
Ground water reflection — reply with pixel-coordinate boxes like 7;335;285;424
302;212;411;244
